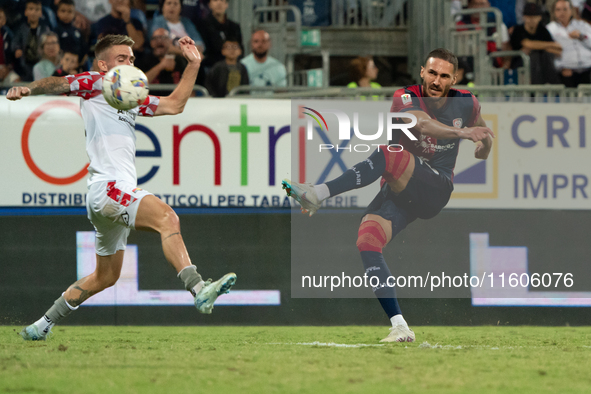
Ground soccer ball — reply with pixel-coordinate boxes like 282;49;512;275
102;65;149;111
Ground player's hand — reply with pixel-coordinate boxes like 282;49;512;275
6;86;31;101
464;126;494;143
178;36;202;65
15;49;23;59
474;142;490;160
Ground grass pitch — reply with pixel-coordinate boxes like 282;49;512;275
1;326;590;393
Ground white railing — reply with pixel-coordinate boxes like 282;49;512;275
227;84;591;102
487;51;531;85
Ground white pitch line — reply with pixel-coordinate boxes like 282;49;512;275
264;342;591;350
266;342;385;348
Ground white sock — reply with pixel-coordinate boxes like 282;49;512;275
192;280;206;296
34;315;54;335
390;314;408;328
313;184;330;201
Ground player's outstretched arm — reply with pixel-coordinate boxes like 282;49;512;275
6;77;70;100
473;115;493;160
154;36;202;116
406;110;494;143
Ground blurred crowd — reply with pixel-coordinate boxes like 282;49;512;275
2;0;591;95
454;0;591;87
0;0;290;96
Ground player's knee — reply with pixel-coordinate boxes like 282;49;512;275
382;149;412;182
356;220;388;253
161;206;180;233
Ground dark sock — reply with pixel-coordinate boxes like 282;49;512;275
360;251;402;318
325;148;386;197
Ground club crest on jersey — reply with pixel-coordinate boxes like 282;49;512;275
401;94;412;105
453;118;463;128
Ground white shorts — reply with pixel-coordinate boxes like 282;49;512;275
86;180;153;256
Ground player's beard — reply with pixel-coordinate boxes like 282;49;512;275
422;79;450;103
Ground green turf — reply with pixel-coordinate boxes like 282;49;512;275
1;326;591;393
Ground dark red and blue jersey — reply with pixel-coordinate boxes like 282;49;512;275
390;84;480;180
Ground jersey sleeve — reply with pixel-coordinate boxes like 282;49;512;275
390;87;422;113
138;95;160;117
468;93;481;127
65;71;104;100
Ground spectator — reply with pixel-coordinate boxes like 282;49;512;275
241;30;286;87
456;57;475;85
347;56;381;88
12;0;50;81
91;0;144;51
149;0;205;53
456;0;511;67
200;0;243;70
510;3;561;84
206;37;248;97
74;0;145;39
347;56;381;100
52;49;78;76
135;27;187;96
32;31;59;79
54;0;87;66
5;0;58;30
1;6;20;83
546;0;591;87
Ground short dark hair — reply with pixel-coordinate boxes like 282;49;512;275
158;0;183;13
95;34;135;60
223;36;240;44
424;48;458;73
57;0;75;9
25;0;42;6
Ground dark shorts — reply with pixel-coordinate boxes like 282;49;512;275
363;155;453;237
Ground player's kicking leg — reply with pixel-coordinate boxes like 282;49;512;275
134;195;236;314
282;147;414;216
284;147;417;342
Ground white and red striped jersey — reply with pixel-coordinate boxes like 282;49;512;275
65;71;160;186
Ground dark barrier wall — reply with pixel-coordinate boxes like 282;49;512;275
1;210;591;326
